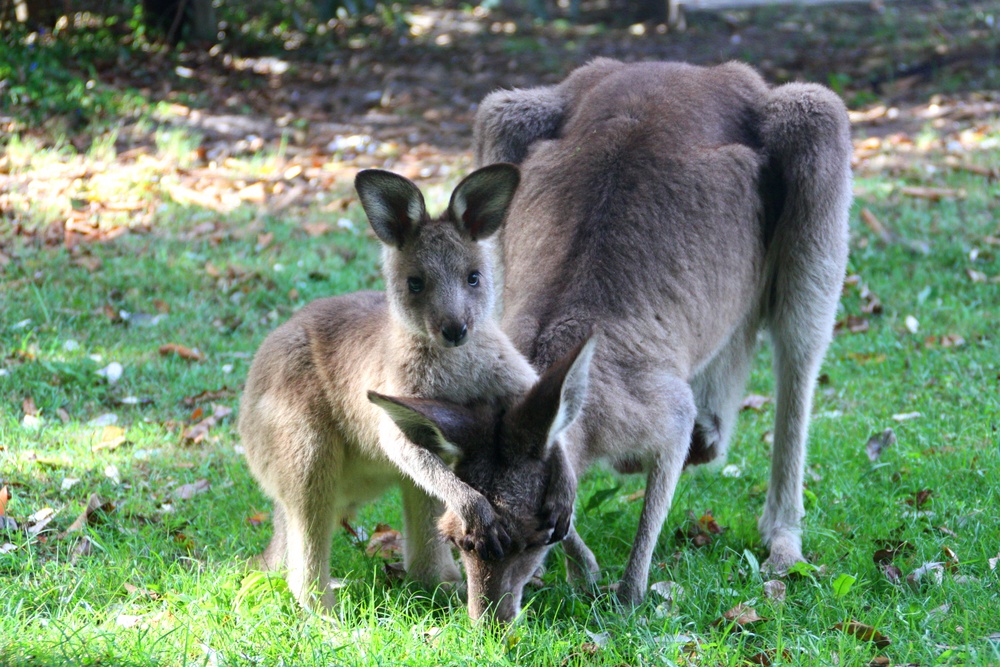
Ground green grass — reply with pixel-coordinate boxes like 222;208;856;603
3;133;1000;667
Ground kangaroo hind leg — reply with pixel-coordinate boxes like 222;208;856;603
616;373;697;605
757;82;851;573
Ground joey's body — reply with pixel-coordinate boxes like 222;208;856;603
240;165;536;610
463;58;852;615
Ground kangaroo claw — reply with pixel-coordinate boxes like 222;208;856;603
539;499;573;545
459;497;510;560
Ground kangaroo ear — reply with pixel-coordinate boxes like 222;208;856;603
368;391;479;463
447;163;520;241
355;170;427;249
509;335;597;459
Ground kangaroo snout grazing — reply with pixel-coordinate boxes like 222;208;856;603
239;163;541;612
447;58;853;619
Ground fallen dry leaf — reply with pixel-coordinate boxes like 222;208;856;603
96;362;124;384
182;387;236;407
747;649;793;666
72;255;102;272
650;580;684;608
860;208;892;243
989;552;999;571
906;562;945;590
900;186;966;201
104;464;121;484
238;182;268;204
87;413;119;428
712;603;767;628
835;314;870;335
625;488;645;502
740;394;771;411
868;657;891;667
27;507;56;536
22;396;38;416
698;511;725;535
383;560;407;581
939;333;966;348
926;602;951;621
92;425;127;452
906;489;933;508
256;231;274;251
864;428;896;462
181;403;233;445
677;510;726;548
873;541;914;564
860;292;883;315
116;614;142;629
941;546;959;572
159;343;205;362
833;621;891;648
71;535;94;563
366;524;403;559
880;563;902;584
762;579;786;602
302;221;331;237
123;582;161;599
247;512;269;526
967;268;988;283
847;351;886;365
937;525;958;538
62;493;114;536
341;518;362;542
174;479;211;500
892;411;921;422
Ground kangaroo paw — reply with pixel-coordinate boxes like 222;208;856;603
458;497;511;561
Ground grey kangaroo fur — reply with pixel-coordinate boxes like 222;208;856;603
380;58;852;622
239;163;539;610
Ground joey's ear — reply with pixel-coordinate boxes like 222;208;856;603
509;335;597;458
368;391;479;463
447;163;520;241
355;169;427;249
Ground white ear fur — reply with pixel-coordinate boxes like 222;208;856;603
545;336;597;453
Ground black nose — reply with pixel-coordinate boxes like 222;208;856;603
441;323;468;345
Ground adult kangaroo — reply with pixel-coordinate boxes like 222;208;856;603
456;58;852;620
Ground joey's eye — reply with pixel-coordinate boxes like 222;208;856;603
467;271;481;287
407;277;424;293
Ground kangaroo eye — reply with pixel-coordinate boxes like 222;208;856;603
407;277;424;294
467;272;481;287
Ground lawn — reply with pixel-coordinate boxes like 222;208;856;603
2;2;1000;665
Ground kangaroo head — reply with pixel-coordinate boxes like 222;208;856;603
354;164;519;347
370;337;596;623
